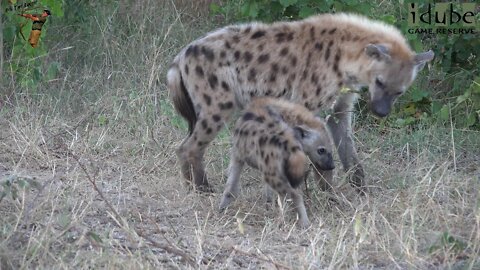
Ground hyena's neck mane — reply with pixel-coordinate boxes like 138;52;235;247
304;13;414;62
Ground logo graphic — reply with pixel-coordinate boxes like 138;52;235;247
407;2;478;35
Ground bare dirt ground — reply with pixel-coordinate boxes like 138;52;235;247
1;1;479;269
1;111;479;269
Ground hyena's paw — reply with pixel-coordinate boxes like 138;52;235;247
350;165;366;195
219;192;237;211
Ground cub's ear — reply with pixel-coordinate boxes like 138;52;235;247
365;44;391;61
293;126;309;139
414;50;435;71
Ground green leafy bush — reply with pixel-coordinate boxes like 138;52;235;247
210;0;479;129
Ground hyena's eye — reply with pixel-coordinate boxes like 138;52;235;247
317;147;326;155
375;78;385;89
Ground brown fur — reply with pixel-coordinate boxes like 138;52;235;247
167;13;434;192
219;98;335;228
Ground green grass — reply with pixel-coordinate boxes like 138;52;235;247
0;1;479;269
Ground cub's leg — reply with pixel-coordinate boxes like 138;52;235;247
266;175;310;228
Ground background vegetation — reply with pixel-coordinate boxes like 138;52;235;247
0;0;479;269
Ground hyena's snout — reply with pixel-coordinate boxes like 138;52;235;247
370;93;396;118
316;153;335;171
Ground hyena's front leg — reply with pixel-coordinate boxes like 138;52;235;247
327;96;365;193
219;155;244;210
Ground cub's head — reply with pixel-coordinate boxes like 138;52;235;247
293;124;335;171
364;44;434;117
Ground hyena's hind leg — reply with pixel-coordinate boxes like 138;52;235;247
178;107;234;192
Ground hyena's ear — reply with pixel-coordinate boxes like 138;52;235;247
293;126;309;140
365;44;391;61
413;50;435;72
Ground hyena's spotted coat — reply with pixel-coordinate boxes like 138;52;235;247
219;97;335;228
167;13;434;192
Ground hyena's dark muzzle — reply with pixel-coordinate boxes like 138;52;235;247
370;92;396;118
315;153;335;171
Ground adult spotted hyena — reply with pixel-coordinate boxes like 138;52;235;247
167;13;434;192
219;97;335;228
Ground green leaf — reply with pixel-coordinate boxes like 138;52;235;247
209;2;221;14
86;231;103;244
299;6;315;18
439;105;450;121
466;113;477;126
46;62;60;81
411;88;429;102
279;0;298;8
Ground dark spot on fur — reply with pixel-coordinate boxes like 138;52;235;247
244;26;252;34
321;29;326;34
225;41;231;49
206;128;212;134
329;28;337;34
244;51;253;63
315;42;323;51
287;32;294;41
212;114;221;122
201;119;208;129
203;94;211;106
232;35;240;43
220;51;226;58
258;53;270;63
266;89;273;95
269;135;281;146
258;44;264;51
259;136;267;146
208;74;218;89
221;81;230;92
281;66;288;75
265;155;269;164
302;70;308;80
271;63;279;73
248;68;257;82
316;87;322;95
255;116;265;123
251;30;266;39
268;122;274;128
219;102;233;110
234;51;240;60
201;47;215;61
242;112;256;121
290;56;297;66
310;26;315;40
311;73;318;84
185;45;199;57
280;47;289;56
291;146;300;152
195;66;204;77
184;65;189;75
275;32;287;43
325;40;333;61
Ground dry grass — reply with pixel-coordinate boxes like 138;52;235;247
1;1;479;269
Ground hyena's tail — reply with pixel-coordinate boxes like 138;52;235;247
167;63;197;135
284;149;307;189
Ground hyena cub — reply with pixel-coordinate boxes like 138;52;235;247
219;98;335;228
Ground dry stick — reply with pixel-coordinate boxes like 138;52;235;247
67;148;198;267
231;246;292;270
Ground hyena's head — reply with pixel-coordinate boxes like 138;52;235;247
364;44;434;117
293;124;335;171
